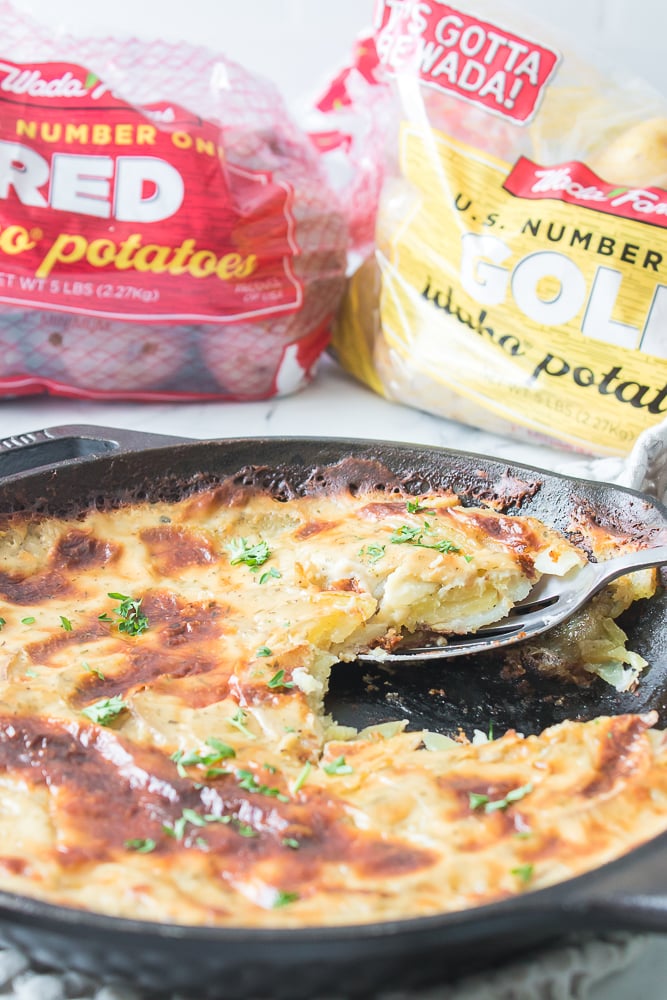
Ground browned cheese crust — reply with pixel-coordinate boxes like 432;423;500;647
0;480;663;927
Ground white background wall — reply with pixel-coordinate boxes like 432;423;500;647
8;0;667;108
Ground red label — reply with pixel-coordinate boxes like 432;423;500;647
504;156;667;230
315;34;382;112
0;60;300;321
374;1;559;123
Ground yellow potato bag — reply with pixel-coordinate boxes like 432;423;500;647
332;0;667;455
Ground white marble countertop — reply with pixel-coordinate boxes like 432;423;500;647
0;356;666;1000
0;354;577;473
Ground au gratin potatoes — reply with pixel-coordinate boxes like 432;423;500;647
0;466;664;927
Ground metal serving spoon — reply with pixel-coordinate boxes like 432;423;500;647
356;544;667;663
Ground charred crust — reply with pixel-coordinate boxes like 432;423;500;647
301;459;405;498
460;470;542;511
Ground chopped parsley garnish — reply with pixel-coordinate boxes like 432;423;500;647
236;770;261;791
228;537;271;570
282;837;300;849
181;807;207;828
259;567;282;584
201;767;229;779
389;525;422;544
162;815;188;841
164;809;207;840
25;668;38;678
292;760;311;793
273;890;299;908
406;499;428;513
359;543;386;563
256;646;272;658
0;617;5;631
228;708;255;740
20;616;36;625
207;737;237;757
107;592;149;636
433;539;461;553
485;782;534;813
389;525;466;558
236;769;289;802
125;838;156;853
164;809;258;840
235;821;257;838
83;660;106;680
59;616;73;631
81;695;127;725
469;782;534;814
511;863;535;884
322;755;353;776
170;738;236;778
267;669;294;690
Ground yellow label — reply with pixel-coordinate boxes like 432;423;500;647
373;125;667;454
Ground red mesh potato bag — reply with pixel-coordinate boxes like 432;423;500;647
0;3;347;400
327;1;667;457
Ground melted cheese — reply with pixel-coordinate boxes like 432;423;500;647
0;482;663;927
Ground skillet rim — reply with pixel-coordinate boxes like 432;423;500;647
2;424;667;509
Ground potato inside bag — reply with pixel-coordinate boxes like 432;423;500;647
329;0;667;456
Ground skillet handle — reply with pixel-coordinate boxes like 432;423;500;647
559;836;667;932
0;424;194;478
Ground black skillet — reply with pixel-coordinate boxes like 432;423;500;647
0;423;666;999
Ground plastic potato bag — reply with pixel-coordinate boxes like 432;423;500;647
0;2;347;400
331;0;667;455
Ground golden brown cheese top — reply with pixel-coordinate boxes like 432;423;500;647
0;483;663;927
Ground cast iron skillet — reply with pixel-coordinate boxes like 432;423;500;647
1;423;667;999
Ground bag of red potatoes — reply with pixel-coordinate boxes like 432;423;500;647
0;2;347;400
330;0;667;456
